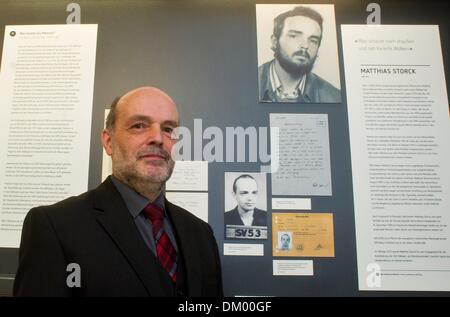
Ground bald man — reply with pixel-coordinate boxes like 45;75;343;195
14;87;223;297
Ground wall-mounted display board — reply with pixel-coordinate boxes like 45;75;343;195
0;0;449;297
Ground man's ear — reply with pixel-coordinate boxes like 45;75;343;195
232;191;238;202
101;129;113;156
270;35;278;52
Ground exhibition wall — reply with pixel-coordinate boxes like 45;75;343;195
0;0;449;296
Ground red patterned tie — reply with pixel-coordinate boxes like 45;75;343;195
143;203;177;283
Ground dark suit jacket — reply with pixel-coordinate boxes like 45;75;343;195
258;60;341;103
13;177;223;297
224;207;267;227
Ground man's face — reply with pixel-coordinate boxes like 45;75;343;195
274;15;321;76
102;88;179;185
281;234;290;246
233;178;258;212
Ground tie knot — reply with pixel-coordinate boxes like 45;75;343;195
143;203;164;221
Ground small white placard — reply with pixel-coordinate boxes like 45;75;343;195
166;160;208;191
273;260;313;276
272;198;311;210
224;243;264;256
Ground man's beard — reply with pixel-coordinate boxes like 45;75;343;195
275;43;317;76
112;146;175;187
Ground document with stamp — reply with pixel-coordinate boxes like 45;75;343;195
272;213;334;257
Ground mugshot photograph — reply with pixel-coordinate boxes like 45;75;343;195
224;173;268;240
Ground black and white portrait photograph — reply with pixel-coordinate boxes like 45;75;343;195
256;4;341;103
224;172;268;240
277;232;293;251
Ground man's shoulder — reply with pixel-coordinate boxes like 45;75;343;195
225;206;238;213
224;207;238;215
25;178;116;223
254;208;267;220
258;60;272;72
35;189;91;210
254;208;267;215
224;207;239;221
27;189;94;221
258;60;274;101
258;60;272;82
307;72;341;102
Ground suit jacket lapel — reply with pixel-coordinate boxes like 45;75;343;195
165;200;202;296
92;177;173;296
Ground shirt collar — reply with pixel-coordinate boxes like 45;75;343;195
269;60;306;96
237;206;254;219
111;175;165;219
269;60;282;94
269;60;306;99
